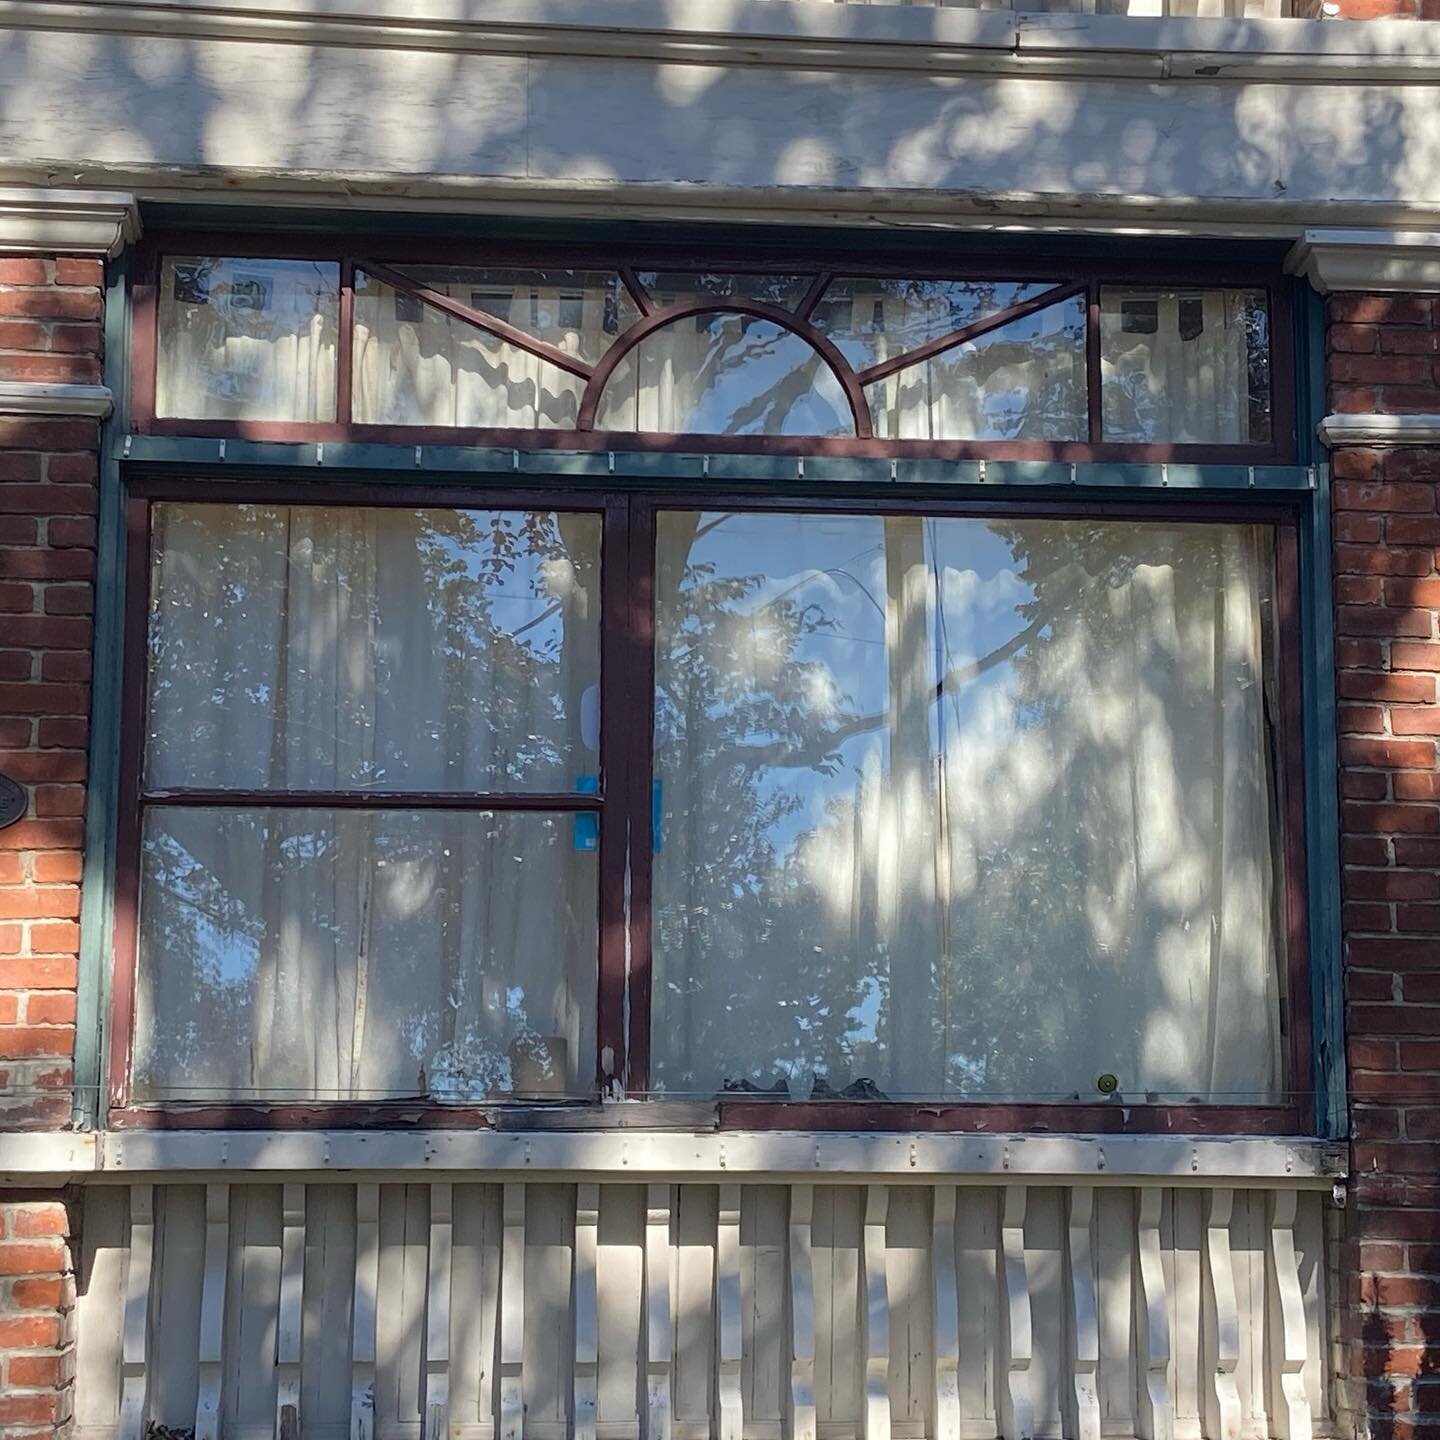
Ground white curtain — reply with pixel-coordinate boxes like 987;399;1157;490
351;280;591;428
155;258;338;423
1101;290;1260;443
650;511;1284;1104
133;504;600;1103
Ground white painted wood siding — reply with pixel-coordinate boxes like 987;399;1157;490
72;1181;1331;1440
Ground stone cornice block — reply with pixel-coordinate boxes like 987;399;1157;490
1319;412;1440;448
1287;229;1440;295
0;186;140;257
0;380;114;417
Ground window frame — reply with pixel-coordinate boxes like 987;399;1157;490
107;474;1314;1136
128;233;1298;464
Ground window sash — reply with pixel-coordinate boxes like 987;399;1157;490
111;482;1312;1133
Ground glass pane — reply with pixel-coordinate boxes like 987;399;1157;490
353;274;587;428
156;257;339;422
635;272;813;312
812;279;1057;369
146;504;602;792
392;265;640;364
866;296;1087;441
651;511;1285;1105
595;315;853;437
134;807;596;1102
1101;288;1271;444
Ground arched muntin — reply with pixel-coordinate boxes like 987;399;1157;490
576;300;874;438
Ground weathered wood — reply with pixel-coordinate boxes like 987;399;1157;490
1066;1187;1100;1440
932;1186;960;1440
1268;1191;1313;1440
1203;1189;1241;1440
1000;1185;1033;1440
352;1183;380;1440
788;1185;816;1440
646;1184;674;1440
426;1184;453;1440
500;1184;526;1440
1136;1188;1174;1440
861;1185;891;1440
276;1184;306;1440
119;1184;154;1440
195;1184;229;1440
717;1185;743;1440
574;1184;600;1440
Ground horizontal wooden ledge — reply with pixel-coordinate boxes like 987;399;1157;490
0;1129;1346;1184
1319;412;1440;448
1;0;1438;81
0;379;114;417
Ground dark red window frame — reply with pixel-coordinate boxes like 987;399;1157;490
129;233;1298;465
107;475;1314;1136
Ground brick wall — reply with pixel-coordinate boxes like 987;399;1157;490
0;1197;74;1440
0;256;102;1133
1328;292;1440;1440
1296;0;1440;18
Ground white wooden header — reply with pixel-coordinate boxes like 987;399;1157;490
0;186;139;256
0;1128;1345;1185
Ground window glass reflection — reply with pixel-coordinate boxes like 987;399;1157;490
651;510;1285;1104
1101;288;1271;444
145;504;602;792
635;272;814;312
135;807;596;1102
866;297;1087;441
595;314;854;437
156;257;339;422
353;274;588;427
812;279;1056;369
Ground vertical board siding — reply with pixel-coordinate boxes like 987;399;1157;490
73;1182;1326;1440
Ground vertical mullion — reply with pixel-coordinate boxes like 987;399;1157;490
597;496;634;1094
337;259;355;427
108;496;152;1110
1086;279;1103;446
625;498;657;1096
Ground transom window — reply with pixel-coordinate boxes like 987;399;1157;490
136;246;1287;460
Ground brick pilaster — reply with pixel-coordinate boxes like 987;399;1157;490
0;255;102;1132
1328;292;1440;1440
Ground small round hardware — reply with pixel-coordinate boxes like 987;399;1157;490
0;774;26;830
1095;1073;1119;1096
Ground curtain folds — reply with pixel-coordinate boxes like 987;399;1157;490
650;512;1284;1104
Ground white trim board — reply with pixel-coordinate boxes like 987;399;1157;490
0;380;114;416
1320;412;1440;448
1287;229;1440;294
0;1128;1346;1185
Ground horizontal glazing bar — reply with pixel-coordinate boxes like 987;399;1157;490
142;789;603;810
121;435;1316;493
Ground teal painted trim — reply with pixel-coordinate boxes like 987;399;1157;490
122;436;1315;494
1294;283;1345;1140
72;252;131;1129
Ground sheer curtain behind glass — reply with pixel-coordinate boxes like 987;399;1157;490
651;512;1284;1104
135;504;601;1102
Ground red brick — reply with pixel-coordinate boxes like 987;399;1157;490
1336;512;1384;543
1339;638;1386;668
1346;870;1440;901
1341;672;1437;704
0;352;101;385
1402;1042;1440;1071
0;482;95;515
0;1314;60;1347
0;288;101;320
1396;772;1440;801
0;581;36;611
1343;770;1389;800
1385;516;1440;546
1339;705;1385;734
24;922;79;955
1335;546;1435;577
53;257;102;285
0;1395;61;1426
1336;575;1384;605
0;1026;74;1057
45;516;95;549
0;650;34;680
1397;905;1440;933
0;887;80;920
0;516;38;544
1340;606;1434;638
1331;323;1380;354
1393;643;1440;672
1334;482;1437;515
6;1353;62;1387
1341;737;1437;769
9;1276;63;1309
0;959;77;990
0;683;87;715
0;820;82;852
0;258;48;284
42;582;92;616
0;615;91;650
1395;837;1440;865
31;786;84;819
1333;355;1433;386
0;547;93;580
1353;1006;1440;1036
46;452;98;485
1347;937;1440;969
1343;901;1390;932
47;322;103;355
1393;710;1440;736
0;417;97;448
29;853;80;884
1387;576;1440;607
38;651;89;684
0;1240;65;1274
24;992;76;1025
1330;296;1432;325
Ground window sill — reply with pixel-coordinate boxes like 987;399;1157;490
3;1126;1346;1185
